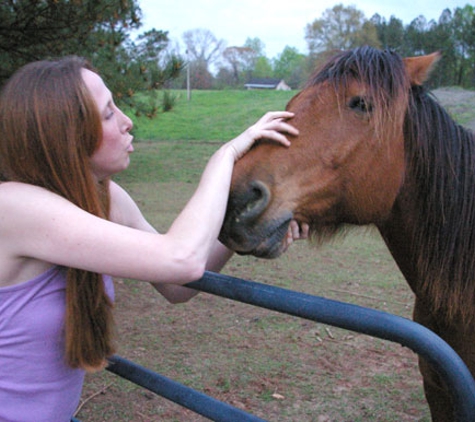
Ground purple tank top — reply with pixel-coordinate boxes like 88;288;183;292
0;266;114;422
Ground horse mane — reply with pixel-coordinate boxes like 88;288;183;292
308;47;475;325
406;85;475;325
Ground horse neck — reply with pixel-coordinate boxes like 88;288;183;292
376;188;421;295
377;89;475;324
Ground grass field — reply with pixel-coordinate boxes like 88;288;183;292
128;89;296;142
77;88;475;421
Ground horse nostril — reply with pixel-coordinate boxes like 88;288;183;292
237;180;270;222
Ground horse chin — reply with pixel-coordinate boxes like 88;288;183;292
220;214;292;259
238;234;287;259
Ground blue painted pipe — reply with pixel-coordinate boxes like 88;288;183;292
107;354;265;422
107;271;475;421
186;271;475;422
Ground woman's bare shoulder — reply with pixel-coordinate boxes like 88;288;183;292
0;181;57;196
0;183;67;286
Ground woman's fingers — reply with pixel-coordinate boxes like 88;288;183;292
282;220;309;252
228;111;298;161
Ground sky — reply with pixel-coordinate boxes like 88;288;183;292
137;1;470;59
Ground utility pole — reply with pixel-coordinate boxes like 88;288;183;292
186;50;191;101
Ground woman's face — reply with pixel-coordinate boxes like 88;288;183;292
82;68;134;180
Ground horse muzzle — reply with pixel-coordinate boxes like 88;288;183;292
219;180;293;258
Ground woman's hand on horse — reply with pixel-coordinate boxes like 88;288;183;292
227;111;299;161
283;220;309;252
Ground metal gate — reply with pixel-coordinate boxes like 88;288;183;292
106;271;475;421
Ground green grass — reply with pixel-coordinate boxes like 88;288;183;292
116;89;296;186
128;89;297;141
115;141;217;184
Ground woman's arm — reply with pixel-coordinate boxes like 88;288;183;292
149;112;299;283
109;181;203;303
109;182;309;304
0;112;299;293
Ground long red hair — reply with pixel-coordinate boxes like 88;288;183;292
0;57;115;370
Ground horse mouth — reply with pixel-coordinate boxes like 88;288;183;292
219;214;292;259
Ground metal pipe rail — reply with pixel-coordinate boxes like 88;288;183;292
107;355;265;422
107;271;475;421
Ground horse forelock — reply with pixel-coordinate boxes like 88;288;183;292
307;47;410;140
405;87;475;325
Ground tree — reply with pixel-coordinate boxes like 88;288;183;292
452;5;475;86
238;37;273;82
221;46;255;86
80;24;183;111
244;37;266;57
305;4;380;54
252;56;273;79
214;67;236;89
371;15;405;52
0;0;141;85
0;0;183;112
273;46;307;89
188;60;214;90
182;28;224;88
421;10;456;87
98;29;183;115
183;28;224;64
242;37;267;77
219;38;271;87
405;15;431;56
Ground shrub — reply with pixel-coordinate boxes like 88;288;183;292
162;90;177;112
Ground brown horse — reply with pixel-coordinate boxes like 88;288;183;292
219;46;475;421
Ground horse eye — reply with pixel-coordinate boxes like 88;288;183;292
348;96;373;114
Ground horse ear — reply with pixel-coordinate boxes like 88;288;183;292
403;52;442;86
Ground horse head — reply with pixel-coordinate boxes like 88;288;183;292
219;47;440;258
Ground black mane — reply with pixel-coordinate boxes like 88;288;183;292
406;85;475;323
311;46;475;323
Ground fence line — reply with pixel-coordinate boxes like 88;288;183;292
106;271;475;421
107;355;264;422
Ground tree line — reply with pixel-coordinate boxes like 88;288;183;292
183;4;475;91
1;1;474;115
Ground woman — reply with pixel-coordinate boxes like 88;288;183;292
0;56;306;421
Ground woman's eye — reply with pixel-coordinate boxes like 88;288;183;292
348;96;373;114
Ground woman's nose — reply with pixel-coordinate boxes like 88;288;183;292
119;108;133;132
124;114;133;132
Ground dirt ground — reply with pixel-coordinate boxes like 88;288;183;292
74;87;475;421
77;244;427;422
